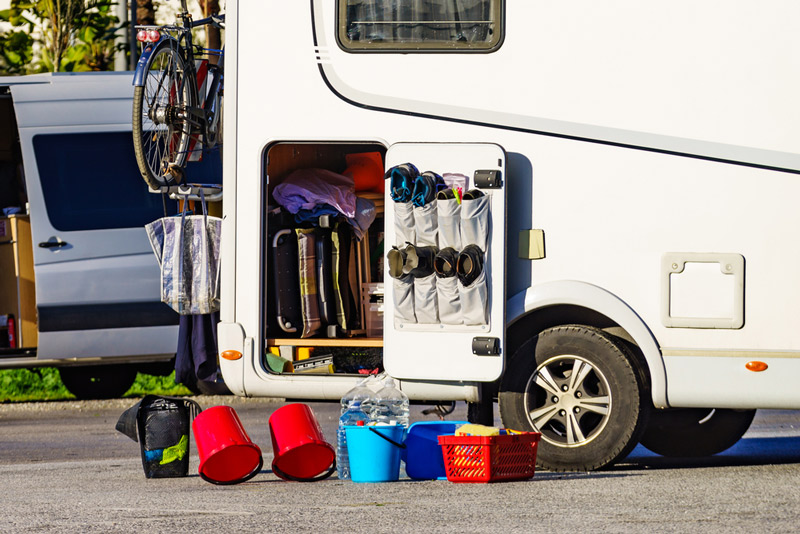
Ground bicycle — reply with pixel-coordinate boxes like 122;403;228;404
132;0;224;193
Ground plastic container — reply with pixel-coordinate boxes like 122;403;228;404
402;421;469;480
346;424;405;482
192;405;263;485
369;376;409;428
337;377;378;480
269;403;335;481
361;283;384;338
336;400;371;480
365;303;384;338
437;432;541;483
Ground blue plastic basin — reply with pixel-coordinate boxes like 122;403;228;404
402;421;469;480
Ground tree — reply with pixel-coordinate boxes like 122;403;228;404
0;0;122;74
200;0;221;64
136;0;154;26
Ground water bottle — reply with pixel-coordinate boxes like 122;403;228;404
370;377;409;428
339;378;373;417
337;380;373;480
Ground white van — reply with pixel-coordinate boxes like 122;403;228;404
205;1;800;471
0;72;221;399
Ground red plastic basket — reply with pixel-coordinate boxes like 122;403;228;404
437;432;541;483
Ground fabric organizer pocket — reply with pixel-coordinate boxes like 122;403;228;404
392;275;417;325
460;191;489;250
394;200;416;246
435;276;461;325
436;196;461;250
458;268;488;326
457;244;488;326
413;273;439;324
412;200;438;247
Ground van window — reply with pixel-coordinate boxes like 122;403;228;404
338;0;502;51
33;132;221;231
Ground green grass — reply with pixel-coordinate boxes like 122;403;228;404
125;372;193;398
0;368;192;402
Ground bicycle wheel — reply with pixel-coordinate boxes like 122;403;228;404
132;41;195;189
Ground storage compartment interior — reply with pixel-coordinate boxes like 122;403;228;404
263;142;386;375
0;91;35;352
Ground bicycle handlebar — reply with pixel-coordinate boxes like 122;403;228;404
192;13;225;30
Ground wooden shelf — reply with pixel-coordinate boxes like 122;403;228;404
267;338;383;348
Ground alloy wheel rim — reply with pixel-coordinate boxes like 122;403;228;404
524;354;612;447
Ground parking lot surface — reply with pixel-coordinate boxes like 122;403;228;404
2;398;800;533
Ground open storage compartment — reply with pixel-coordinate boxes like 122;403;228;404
263;142;387;376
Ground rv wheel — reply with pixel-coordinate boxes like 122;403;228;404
639;408;756;457
59;365;138;400
499;325;649;471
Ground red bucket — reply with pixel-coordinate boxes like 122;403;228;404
192;405;263;485
268;403;336;481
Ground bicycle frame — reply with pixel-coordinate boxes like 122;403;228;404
132;7;224;143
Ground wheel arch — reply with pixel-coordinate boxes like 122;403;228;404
506;280;667;408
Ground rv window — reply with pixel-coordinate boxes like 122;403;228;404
33;132;221;232
338;0;502;51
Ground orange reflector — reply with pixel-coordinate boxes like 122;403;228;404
745;361;768;372
221;350;242;361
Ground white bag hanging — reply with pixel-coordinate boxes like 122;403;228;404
146;192;222;315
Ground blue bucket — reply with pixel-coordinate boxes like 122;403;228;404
345;425;405;482
401;421;468;480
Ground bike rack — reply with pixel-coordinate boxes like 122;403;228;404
150;183;223;202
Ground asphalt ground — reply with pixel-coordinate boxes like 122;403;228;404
1;398;800;533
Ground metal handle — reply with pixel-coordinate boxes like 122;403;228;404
38;238;67;249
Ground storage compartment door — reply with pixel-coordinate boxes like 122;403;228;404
383;143;506;381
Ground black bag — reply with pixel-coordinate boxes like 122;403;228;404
116;395;202;478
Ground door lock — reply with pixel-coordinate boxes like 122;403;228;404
472;337;501;356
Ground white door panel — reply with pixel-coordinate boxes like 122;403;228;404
383;143;506;382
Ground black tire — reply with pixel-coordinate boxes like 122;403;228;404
59;365;139;400
499;325;649;471
132;41;194;190
639;408;756;457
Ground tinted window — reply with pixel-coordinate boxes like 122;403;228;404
338;0;502;51
33;132;221;231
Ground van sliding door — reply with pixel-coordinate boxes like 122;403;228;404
9;78;185;361
383;143;506;382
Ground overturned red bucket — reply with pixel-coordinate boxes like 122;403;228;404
268;403;335;481
192;405;263;484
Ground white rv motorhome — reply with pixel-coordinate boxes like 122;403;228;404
0;72;221;399
212;1;800;470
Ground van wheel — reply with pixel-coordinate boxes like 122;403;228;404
499;325;649;471
639;408;756;457
59;365;138;400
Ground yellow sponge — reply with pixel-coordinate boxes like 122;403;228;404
455;423;500;436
